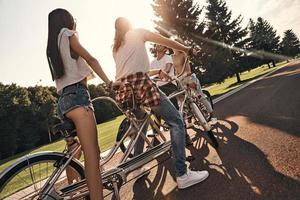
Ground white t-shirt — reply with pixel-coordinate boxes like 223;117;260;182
150;54;175;76
113;28;150;81
55;28;95;93
150;54;175;86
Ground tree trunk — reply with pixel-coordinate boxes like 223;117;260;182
236;73;241;83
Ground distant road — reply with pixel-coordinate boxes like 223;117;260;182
106;60;300;200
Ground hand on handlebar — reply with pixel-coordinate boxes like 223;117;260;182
159;69;173;82
187;46;199;57
106;81;120;97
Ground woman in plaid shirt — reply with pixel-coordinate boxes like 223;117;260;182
112;17;209;189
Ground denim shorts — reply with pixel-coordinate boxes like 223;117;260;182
57;83;94;120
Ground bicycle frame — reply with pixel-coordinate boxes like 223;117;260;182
158;75;212;131
37;94;171;199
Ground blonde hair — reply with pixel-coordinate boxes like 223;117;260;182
113;17;132;52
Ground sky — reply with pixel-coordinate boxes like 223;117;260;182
0;0;299;87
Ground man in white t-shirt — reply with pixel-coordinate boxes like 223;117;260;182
150;45;175;78
150;44;178;109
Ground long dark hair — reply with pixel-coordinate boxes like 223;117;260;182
46;8;75;80
113;17;132;52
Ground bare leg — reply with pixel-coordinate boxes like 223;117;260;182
66;139;82;184
66;107;103;200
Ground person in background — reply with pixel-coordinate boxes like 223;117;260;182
47;8;112;200
150;44;193;145
112;17;209;189
150;44;178;109
172;48;217;125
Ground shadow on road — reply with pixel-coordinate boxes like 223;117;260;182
128;119;299;200
109;62;300;200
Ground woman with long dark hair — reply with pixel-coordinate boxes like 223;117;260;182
47;8;110;200
113;17;209;189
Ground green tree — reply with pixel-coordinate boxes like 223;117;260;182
27;86;57;145
88;84;121;123
0;84;31;158
247;17;280;68
152;0;204;40
0;82;121;160
202;0;248;83
280;29;300;57
152;0;209;84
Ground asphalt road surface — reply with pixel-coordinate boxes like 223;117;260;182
105;61;300;200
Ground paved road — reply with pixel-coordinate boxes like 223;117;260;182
105;61;300;200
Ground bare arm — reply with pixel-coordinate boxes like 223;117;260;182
174;53;191;76
145;32;190;54
147;68;172;81
69;35;111;85
184;55;192;74
164;63;173;73
147;68;161;76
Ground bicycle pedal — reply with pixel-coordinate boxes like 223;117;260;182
186;155;195;162
147;133;157;137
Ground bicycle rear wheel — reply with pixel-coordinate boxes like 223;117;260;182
0;152;85;200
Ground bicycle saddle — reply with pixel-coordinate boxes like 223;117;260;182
49;117;76;136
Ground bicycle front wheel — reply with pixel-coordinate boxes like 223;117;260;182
0;152;85;200
202;89;214;109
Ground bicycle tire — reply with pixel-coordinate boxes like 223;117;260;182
116;118;134;158
0;152;85;200
202;89;214;109
116;118;163;157
190;102;219;148
207;130;219;148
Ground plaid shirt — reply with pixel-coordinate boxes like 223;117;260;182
115;72;160;109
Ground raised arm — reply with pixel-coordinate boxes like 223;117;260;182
145;32;190;54
164;63;173;73
69;34;111;85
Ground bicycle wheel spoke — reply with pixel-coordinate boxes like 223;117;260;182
16;173;31;189
39;163;42;189
29;165;38;192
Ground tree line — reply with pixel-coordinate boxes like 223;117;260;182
152;0;300;84
0;83;119;160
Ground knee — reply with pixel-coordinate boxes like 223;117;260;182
169;112;185;130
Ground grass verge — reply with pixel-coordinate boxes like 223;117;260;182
0;115;125;172
206;61;287;98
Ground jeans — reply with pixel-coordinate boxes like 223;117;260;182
134;90;187;177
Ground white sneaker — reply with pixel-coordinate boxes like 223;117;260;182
177;169;209;189
132;166;150;179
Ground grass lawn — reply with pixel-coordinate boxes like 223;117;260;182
206;61;287;97
0;115;125;172
0;61;288;173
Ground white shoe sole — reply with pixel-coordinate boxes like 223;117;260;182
178;172;209;189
